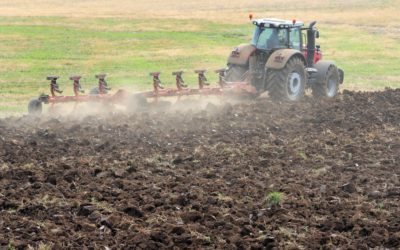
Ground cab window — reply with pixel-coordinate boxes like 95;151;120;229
254;28;288;50
290;28;301;50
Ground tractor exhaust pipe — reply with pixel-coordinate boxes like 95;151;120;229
306;21;317;67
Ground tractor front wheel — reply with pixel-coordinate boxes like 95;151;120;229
28;99;42;115
312;64;340;98
267;57;306;101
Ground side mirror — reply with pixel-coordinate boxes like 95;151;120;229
315;30;320;39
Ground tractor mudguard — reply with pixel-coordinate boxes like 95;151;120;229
265;49;306;70
314;60;344;84
227;44;256;66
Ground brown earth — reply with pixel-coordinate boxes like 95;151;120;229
0;89;399;249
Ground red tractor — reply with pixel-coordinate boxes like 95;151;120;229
225;18;344;100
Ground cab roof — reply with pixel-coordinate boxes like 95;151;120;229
252;18;304;28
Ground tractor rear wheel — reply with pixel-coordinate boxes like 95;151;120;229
28;99;42;115
267;57;306;101
312;64;340;98
225;65;248;82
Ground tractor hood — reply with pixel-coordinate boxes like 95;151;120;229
227;44;256;66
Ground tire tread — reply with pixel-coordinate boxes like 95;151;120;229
267;57;306;101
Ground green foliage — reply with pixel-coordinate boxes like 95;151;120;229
8;242;15;250
266;191;283;207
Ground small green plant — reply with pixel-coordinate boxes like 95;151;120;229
8;242;15;250
266;191;283;207
298;152;308;160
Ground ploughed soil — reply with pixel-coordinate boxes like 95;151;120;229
0;89;399;249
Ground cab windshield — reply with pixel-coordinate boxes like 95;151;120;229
251;26;288;50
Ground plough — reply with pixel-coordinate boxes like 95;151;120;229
27;69;257;115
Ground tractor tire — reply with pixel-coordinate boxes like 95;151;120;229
225;65;248;82
267;57;306;101
28;99;42;115
89;87;108;95
312;64;340;98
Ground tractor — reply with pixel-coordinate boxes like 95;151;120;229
225;18;344;100
27;17;344;115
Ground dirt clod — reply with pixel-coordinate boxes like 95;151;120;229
341;182;357;193
123;206;144;218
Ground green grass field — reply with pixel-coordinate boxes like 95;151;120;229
1;0;400;115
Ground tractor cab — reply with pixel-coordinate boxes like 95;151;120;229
250;18;322;66
251;18;304;51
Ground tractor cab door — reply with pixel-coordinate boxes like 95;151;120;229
289;27;301;50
